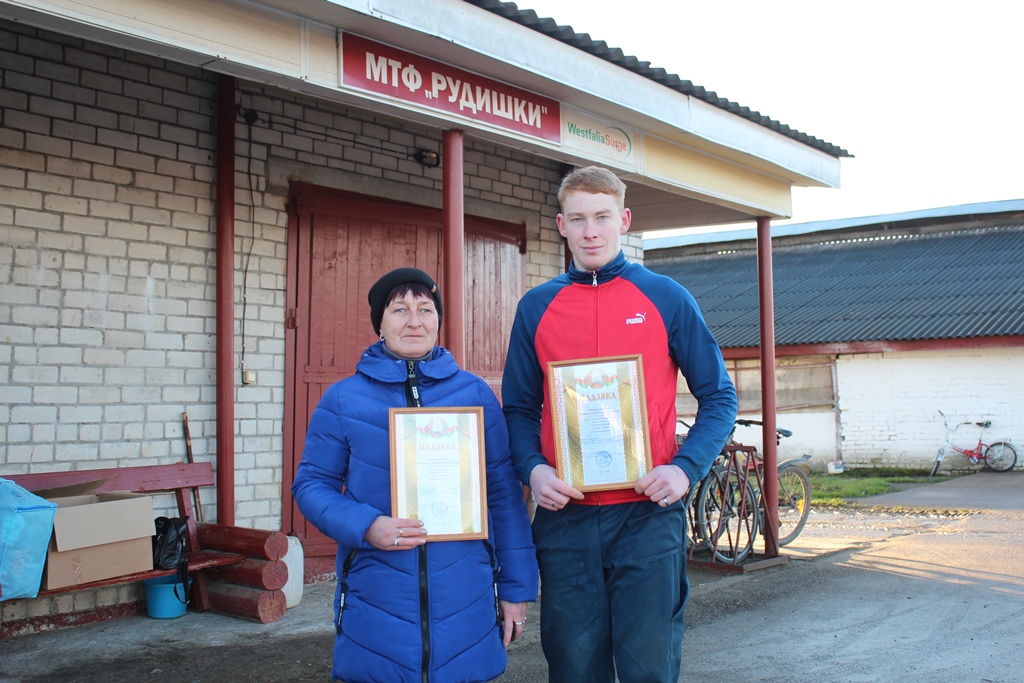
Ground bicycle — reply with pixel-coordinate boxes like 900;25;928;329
930;410;1017;476
692;419;812;564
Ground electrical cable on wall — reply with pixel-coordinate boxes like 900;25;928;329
238;107;259;384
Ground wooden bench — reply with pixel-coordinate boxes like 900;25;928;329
5;462;246;613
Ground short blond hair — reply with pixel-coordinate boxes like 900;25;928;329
557;166;626;211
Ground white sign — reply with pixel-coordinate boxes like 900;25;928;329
561;106;640;168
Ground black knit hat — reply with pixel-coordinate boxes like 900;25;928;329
368;267;444;336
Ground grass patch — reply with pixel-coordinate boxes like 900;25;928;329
809;468;950;506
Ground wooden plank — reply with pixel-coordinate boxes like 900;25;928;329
175;485;212;610
6;462;215;493
1;602;143;639
186;550;248;570
29;550;244;598
688;553;790;574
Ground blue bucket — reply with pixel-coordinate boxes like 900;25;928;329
144;575;190;619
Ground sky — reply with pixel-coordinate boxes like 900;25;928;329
519;0;1024;233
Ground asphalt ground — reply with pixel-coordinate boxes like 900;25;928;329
1;471;1022;682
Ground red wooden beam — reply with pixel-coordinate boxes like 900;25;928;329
197;522;289;561
442;129;465;365
756;216;779;558
207;558;288;591
206;583;286;623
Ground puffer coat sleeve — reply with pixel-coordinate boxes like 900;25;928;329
291;382;384;551
477;381;538;603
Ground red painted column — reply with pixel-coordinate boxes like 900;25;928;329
442;130;465;365
215;75;236;525
757;216;778;557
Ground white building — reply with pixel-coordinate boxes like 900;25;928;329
0;0;846;626
646;200;1024;472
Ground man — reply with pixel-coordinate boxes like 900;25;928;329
502;166;737;683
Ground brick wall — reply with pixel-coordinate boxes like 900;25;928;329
836;349;1024;470
0;21;579;530
0;23;225;516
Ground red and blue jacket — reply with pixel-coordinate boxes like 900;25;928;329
502;251;738;505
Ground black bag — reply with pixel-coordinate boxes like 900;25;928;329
153;516;190;604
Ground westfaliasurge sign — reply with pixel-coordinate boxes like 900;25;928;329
341;32;561;142
561;106;639;168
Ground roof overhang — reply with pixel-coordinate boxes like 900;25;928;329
0;0;843;228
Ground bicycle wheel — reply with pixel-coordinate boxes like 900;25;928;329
684;475;712;555
694;466;723;553
929;448;944;477
697;467;758;565
983;442;1017;472
776;465;811;546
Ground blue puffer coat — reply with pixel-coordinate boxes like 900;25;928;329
292;342;539;683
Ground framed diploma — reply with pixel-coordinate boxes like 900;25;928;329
389;407;488;541
547;355;653;492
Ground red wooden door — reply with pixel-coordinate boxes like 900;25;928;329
283;186;525;573
462;221;526;392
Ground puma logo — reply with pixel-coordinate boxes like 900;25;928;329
625;312;647;325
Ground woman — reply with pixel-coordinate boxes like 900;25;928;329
292;268;538;683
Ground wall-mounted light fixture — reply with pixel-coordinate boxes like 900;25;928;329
413;149;441;168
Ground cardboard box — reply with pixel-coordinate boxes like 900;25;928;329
43;492;155;590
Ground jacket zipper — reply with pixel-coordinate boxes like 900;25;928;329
404;357;430;683
336;549;358;634
407;361;421;404
484;540;500;626
590;269;598;286
419;544;430;683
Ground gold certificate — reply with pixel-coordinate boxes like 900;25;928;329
389;407;488;541
548;355;653;492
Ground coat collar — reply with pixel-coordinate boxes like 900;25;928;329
566;250;628;285
357;341;459;383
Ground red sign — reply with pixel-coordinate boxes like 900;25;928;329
341;33;561;142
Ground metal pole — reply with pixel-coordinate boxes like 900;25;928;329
215;74;236;525
442;130;465;365
756;216;778;557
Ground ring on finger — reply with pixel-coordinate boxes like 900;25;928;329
394;537;400;546
398;527;404;536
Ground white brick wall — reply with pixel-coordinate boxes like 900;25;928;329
0;25;233;523
837;348;1024;471
0;21;574;531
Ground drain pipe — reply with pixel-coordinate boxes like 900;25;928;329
215;74;236;525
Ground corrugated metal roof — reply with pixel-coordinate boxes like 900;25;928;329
644;199;1024;251
646;221;1024;348
467;0;850;159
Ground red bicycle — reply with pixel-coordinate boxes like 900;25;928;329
930;410;1017;476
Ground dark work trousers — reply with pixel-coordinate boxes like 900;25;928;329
532;500;688;683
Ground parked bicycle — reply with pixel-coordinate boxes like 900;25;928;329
930;410;1017;477
683;419;812;565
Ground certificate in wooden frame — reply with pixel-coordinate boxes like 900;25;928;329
389;407;488;541
547;355;653;492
